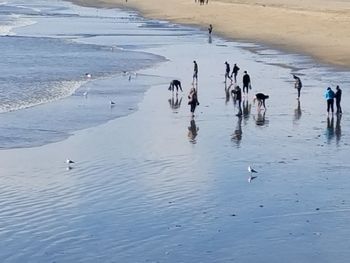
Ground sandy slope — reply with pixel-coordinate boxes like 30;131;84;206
70;0;350;68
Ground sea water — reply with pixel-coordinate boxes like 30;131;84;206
0;0;199;148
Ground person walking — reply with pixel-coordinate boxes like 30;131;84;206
335;85;342;114
231;63;240;82
224;61;232;83
188;87;199;117
325;87;335;114
193;60;198;84
293;75;302;99
242;71;251;94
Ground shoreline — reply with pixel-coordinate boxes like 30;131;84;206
67;0;350;69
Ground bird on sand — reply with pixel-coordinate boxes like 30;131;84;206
66;159;75;164
248;166;258;173
248;165;258;183
110;100;116;105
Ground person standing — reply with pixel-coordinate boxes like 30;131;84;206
193;60;198;84
231;85;242;116
208;24;213;35
325;87;335;114
335;85;342;114
188;87;199;117
293;75;302;99
242;71;251;94
231;63;240;82
224;61;232;83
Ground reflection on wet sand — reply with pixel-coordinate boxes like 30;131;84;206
242;99;251;121
208;35;212;44
293;100;302;123
326;116;335;143
335;115;342;145
188;118;199;144
254;109;268;126
231;115;242;147
168;94;182;111
225;83;233;105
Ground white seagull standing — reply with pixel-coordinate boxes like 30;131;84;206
66;159;75;170
248;165;258;183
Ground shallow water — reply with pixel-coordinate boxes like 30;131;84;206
0;0;350;262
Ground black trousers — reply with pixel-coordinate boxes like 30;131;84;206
327;99;334;113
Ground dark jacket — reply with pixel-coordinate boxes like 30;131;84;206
243;74;250;85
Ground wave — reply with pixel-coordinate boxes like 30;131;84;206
0;14;37;36
0;79;87;113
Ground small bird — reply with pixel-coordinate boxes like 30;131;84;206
85;73;92;78
110;100;116;105
248;166;258;174
248;165;258;183
66;159;75;164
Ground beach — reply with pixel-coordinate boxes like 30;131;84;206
1;0;350;262
71;0;350;68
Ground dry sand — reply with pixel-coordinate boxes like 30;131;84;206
70;0;350;68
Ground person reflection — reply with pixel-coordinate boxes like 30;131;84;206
254;109;267;126
188;118;199;144
168;94;182;111
225;83;233;105
335;114;342;145
294;100;302;122
242;98;251;120
326;115;335;144
231;115;242;147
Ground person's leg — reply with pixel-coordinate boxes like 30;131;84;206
263;99;266;109
234;73;237;82
179;83;183;92
297;88;301;98
327;100;331;113
331;99;334;113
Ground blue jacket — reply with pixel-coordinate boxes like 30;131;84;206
325;88;335;100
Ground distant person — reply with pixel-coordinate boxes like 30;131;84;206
293;74;302;99
254;93;269;109
242;71;251;94
224;61;232;83
208;24;213;35
231;63;240;82
231;85;242;116
325;87;335;114
168;79;183;93
188;87;199;117
193;60;198;84
335;85;342;114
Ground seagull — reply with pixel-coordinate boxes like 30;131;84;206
85;73;92;78
66;159;75;164
248;165;258;174
248;165;258;183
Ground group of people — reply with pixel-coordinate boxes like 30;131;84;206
195;0;209;5
168;60;343;118
325;86;342;115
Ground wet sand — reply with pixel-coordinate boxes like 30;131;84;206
70;0;350;68
1;1;350;262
